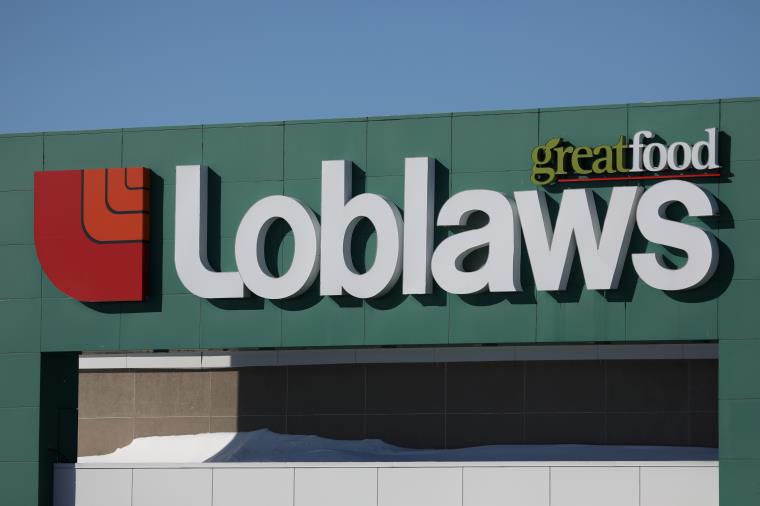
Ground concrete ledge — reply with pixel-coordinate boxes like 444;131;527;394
79;343;718;370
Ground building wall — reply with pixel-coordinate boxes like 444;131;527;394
1;97;760;504
715;99;760;505
78;359;717;457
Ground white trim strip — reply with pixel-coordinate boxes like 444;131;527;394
78;354;128;369
59;461;719;470
125;352;203;369
79;343;718;370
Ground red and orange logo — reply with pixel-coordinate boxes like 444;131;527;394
34;168;151;302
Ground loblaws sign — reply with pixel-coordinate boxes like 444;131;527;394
35;127;723;303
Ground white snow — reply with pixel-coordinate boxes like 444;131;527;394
77;432;237;463
78;429;719;464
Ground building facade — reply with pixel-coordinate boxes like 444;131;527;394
0;97;758;505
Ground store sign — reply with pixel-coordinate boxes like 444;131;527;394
531;128;721;185
175;157;720;301
34;168;150;302
33;129;722;303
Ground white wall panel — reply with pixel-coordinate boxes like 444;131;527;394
213;468;294;506
378;467;462;506
74;469;132;506
55;462;719;506
132;468;212;506
126;352;202;369
640;466;719;506
79;354;127;369
551;466;639;506
463;467;549;506
294;467;376;506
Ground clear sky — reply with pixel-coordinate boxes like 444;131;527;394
1;0;758;134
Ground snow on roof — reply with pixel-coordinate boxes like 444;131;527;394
78;429;719;464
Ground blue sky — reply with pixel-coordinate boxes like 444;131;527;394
1;0;758;133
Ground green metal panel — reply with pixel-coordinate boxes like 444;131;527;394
0;354;40;407
200;298;283;349
452;111;538;173
0;190;34;245
41;299;119;352
720;398;760;459
159;240;190;295
282;296;365;347
0;462;38;505
123;127;202;182
720;220;760;280
536;289;626;342
720;460;760;504
720;340;760;399
0;134;42;191
541;105;627;147
718;280;760;340
219;180;283;238
0;351;46;506
626;282;718;341
43;131;121;171
0;245;41;299
364;295;449;346
716;98;760;506
721;98;760;161
367;115;451;176
628;101;720;145
0;407;40;461
0;299;41;353
449;292;536;344
451;169;533;196
203;124;284;182
720;160;760;220
119;294;201;350
160;181;177;242
284;120;366;180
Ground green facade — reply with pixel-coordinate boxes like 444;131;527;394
1;97;759;504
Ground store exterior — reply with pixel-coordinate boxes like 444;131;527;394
0;97;758;505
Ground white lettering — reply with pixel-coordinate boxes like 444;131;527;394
692;127;720;170
173;161;721;300
320;160;403;298
514;187;642;291
402;157;435;294
235;196;320;299
632;180;719;290
431;190;521;294
175;165;247;299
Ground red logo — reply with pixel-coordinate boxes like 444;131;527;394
34;168;151;302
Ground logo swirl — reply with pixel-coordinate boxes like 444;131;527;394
34;167;151;302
